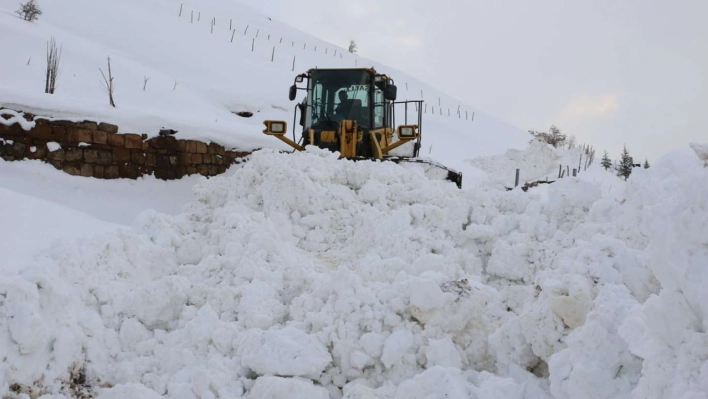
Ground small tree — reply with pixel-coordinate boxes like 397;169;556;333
528;125;566;148
16;0;42;21
617;145;633;180
643;159;650;169
348;40;358;53
99;56;116;107
565;134;577;149
601;151;612;170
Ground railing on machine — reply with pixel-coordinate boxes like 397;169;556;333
391;100;424;157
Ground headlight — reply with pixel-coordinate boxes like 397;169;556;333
263;120;288;135
398;125;417;138
271;122;286;134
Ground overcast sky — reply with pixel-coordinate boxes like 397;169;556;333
238;0;707;161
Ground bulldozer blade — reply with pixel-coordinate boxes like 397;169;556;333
352;156;463;189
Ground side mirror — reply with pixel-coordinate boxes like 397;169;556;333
289;85;297;101
295;75;304;83
384;85;397;101
297;102;306;126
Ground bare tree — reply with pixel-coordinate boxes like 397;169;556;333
348;40;357;53
99;57;116;107
45;36;62;94
16;0;42;21
143;76;150;91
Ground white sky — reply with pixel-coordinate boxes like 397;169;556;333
238;0;707;162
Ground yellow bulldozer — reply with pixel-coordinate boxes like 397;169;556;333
262;67;462;188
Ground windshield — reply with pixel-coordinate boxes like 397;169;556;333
306;70;372;129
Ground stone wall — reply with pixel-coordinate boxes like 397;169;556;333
0;110;250;180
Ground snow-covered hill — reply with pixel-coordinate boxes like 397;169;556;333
0;0;532;183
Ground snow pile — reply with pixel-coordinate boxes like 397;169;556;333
0;145;707;398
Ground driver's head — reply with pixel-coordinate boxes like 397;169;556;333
338;90;348;102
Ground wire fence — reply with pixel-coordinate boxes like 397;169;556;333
176;4;478;123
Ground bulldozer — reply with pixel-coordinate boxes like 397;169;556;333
262;67;462;188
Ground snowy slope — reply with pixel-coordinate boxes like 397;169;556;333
1;145;707;399
0;0;531;184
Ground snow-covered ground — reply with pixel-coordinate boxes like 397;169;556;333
2;0;708;398
1;144;706;399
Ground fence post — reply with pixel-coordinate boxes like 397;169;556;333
572;169;577;177
231;29;235;42
230;19;232;30
191;10;193;23
256;29;259;37
244;25;249;35
198;11;200;21
567;165;570;176
271;46;275;61
578;154;582;174
515;169;520;187
558;164;562;178
251;38;254;51
292;56;296;71
179;4;183;16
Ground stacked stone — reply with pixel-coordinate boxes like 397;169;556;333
0;112;250;180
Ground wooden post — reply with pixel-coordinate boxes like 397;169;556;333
251;38;254;52
578;154;583;174
573;168;577;177
198;11;200;21
179;4;183;16
267;34;270;40
271;46;275;61
558;164;562;178
244;25;249;35
567;165;570;176
256;29;259;37
231;29;235;42
230;19;232;30
191;10;193;23
292;56;296;71
515;169;520;187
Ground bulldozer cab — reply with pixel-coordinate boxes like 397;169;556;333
304;69;390;132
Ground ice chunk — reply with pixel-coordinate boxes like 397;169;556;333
239;327;332;376
381;330;414;368
248;376;329;399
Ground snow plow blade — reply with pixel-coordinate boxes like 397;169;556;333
353;156;463;189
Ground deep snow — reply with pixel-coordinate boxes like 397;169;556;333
2;0;707;398
0;145;706;399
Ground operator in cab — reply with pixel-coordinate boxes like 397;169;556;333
334;90;354;119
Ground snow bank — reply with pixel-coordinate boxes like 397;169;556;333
0;145;706;398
